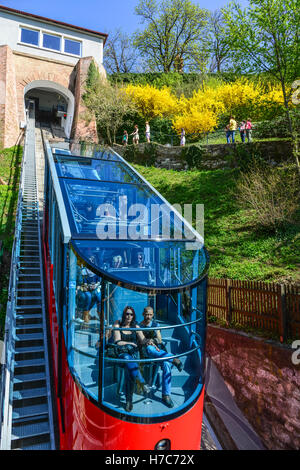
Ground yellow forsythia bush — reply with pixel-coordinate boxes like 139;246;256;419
172;108;218;135
172;86;225;134
124;80;287;135
125;84;179;119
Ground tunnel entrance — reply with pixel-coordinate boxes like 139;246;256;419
25;89;68;126
24;80;75;139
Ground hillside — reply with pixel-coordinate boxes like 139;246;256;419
133;164;300;283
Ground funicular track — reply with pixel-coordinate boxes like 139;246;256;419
0;108;56;450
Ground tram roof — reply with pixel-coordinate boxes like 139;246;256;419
53;148;209;291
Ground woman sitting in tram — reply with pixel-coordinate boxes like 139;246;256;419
113;306;151;412
139;306;183;409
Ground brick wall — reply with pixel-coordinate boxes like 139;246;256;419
13;51;75;125
0;47;99;148
0;45;20;148
71;56;98;143
206;325;300;449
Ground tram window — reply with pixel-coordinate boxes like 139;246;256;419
101;285;205;417
66;249;102;401
181;290;192;322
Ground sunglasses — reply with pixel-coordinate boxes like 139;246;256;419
125;311;134;316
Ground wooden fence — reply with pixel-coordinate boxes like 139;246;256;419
207;278;300;342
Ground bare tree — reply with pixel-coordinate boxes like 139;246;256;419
208;10;230;73
104;29;138;74
133;0;210;73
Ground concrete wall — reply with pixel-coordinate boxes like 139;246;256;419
206;325;300;449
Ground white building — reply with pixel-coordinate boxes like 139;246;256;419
0;4;107;147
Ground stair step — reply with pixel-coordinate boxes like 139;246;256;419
17;285;41;291
11;417;50;449
16;319;43;329
13;373;46;389
18;276;41;283
17;295;42;300
19;267;40;271
16;302;42;308
19;245;39;249
13;387;47;401
16;307;42;314
17;289;42;296
16;314;43;323
12;402;48;420
15;344;45;355
17;297;42;304
15;332;44;342
15;326;43;336
19;441;52;450
14;358;45;369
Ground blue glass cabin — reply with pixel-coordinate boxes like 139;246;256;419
45;143;209;421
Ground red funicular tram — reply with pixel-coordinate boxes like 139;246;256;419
42;141;209;450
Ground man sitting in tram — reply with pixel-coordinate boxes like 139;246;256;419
139;306;183;408
132;251;145;268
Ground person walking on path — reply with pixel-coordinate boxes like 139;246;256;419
122;130;128;146
131;125;139;145
245;118;253;142
239;121;246;143
180;128;186;146
145;121;151;143
228;116;237;143
225;124;231;144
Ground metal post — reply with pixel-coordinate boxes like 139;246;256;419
279;284;287;343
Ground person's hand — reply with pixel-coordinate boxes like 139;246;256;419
147;339;160;351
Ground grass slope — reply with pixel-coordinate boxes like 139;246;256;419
133;164;300;283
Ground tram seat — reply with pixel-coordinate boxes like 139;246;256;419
116;361;160;396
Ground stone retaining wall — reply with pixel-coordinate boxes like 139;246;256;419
206;325;300;450
113;140;293;171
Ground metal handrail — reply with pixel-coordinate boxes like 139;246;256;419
105;317;202;332
0;122;28;449
104;319;202;364
43;139;71;244
104;342;202;364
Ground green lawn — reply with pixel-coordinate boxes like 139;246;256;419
133;164;300;283
0;145;23;338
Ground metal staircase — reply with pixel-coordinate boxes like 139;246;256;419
0;106;56;450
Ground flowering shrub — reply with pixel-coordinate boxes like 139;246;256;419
125;84;179;119
172;108;218;135
123;79;290;136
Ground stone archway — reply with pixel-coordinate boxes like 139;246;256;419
24;80;75;138
0;46;98;148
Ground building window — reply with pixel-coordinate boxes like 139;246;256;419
43;32;61;51
20;27;39;46
64;38;81;56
